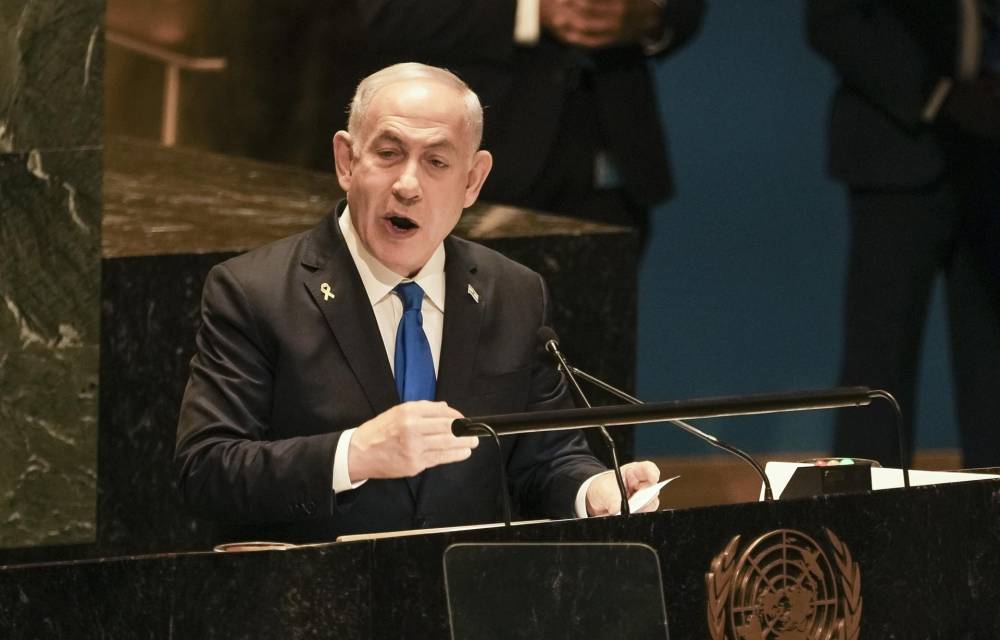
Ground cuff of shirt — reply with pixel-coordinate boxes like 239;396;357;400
639;0;674;55
575;469;614;518
514;0;541;45
332;428;368;493
921;78;953;122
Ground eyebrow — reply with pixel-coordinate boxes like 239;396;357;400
370;130;458;153
371;132;405;147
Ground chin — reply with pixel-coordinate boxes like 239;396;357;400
371;234;433;276
378;252;419;277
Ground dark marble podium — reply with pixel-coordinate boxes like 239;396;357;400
2;476;998;639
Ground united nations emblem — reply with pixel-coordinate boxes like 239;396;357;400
705;528;862;640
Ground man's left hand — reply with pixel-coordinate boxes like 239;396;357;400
541;0;664;49
585;460;661;516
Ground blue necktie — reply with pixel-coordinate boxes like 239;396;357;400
393;282;436;402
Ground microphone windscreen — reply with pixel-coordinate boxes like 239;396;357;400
536;326;559;347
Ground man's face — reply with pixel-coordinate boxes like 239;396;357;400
333;79;492;277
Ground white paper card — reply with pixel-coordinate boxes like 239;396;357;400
619;475;679;514
760;461;1000;500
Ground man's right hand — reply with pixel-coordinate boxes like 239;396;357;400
348;401;478;482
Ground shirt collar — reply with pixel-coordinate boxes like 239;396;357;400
339;206;446;312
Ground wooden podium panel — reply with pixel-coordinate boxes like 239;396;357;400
2;476;999;638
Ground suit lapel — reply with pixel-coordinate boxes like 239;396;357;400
302;208;398;417
418;237;488;508
435;236;486;408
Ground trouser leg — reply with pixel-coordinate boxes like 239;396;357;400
947;139;1000;468
832;186;954;467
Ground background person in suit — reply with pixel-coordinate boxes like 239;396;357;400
352;0;706;250
174;63;661;543
808;0;1000;468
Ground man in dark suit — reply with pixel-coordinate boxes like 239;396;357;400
175;63;661;543
808;0;1000;467
353;0;705;249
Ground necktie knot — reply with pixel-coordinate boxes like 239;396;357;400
395;281;424;312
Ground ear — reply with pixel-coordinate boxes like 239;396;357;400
462;150;493;208
332;131;355;192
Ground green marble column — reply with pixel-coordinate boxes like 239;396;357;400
0;0;104;548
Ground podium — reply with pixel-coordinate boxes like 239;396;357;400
3;475;998;638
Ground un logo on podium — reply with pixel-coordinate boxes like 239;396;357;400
705;528;862;640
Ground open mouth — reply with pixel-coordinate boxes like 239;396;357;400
387;215;418;231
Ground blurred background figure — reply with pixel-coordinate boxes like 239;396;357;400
808;0;1000;468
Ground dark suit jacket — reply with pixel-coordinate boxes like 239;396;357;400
807;0;969;187
175;206;606;543
353;0;705;209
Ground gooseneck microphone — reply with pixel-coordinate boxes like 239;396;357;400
538;327;632;516
539;328;774;502
452;335;911;501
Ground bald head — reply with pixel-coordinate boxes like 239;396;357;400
347;63;484;155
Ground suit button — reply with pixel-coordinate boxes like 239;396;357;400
305;501;316;515
414;516;427;528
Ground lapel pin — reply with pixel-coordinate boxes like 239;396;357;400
320;282;335;301
467;284;479;304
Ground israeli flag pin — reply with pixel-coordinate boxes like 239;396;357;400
467;284;479;304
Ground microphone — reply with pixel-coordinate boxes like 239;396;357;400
558;369;909;490
538;327;774;500
538;327;632;516
539;328;773;501
452;386;911;492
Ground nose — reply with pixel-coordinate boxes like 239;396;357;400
392;161;421;205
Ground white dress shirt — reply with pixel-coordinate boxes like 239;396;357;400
330;208;601;517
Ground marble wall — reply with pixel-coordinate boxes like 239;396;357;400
0;0;104;548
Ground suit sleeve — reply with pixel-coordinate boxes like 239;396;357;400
505;273;608;519
806;0;944;127
175;263;340;525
